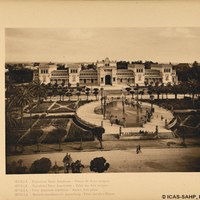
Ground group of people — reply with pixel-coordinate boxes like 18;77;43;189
62;153;84;173
110;115;120;126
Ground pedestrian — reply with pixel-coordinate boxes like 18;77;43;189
63;153;73;173
138;145;142;153
52;161;59;173
136;146;139;154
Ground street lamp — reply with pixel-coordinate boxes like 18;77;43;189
103;96;107;119
135;85;139;105
150;94;154;111
121;92;125;115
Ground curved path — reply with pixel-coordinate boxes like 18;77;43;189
76;100;174;137
77;101;173;135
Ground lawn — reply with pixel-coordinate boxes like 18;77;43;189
65;121;94;142
31;102;53;113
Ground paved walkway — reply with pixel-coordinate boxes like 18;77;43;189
76;99;174;136
6;147;200;172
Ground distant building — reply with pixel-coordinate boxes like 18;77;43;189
33;57;178;86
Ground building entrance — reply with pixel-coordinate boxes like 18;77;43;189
105;75;112;85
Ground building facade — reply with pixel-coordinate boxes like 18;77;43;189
33;58;178;86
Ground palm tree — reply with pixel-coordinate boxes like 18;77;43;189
51;128;66;151
171;84;180;100
187;79;198;106
29;81;47;104
159;83;165;99
93;88;99;100
139;90;144;100
130;90;135;99
65;90;72;102
76;91;81;100
179;82;188;98
134;84;139;103
11;87;33;125
6;101;19;152
5;79;16;104
164;83;172;99
85;88;90;101
57;85;63;101
47;85;53;101
30;129;43;152
62;86;68;101
125;87;131;95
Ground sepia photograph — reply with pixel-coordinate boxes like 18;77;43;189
5;27;200;174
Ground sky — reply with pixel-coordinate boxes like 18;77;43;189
5;27;200;63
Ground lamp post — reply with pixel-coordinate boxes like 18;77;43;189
121;93;125;115
100;87;104;114
103;96;107;119
150;94;154;111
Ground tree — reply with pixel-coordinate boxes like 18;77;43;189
68;82;71;88
47;86;53;101
125;87;131;95
62;86;69;101
26;129;43;152
153;85;162;100
91;127;105;149
171;84;180;100
50;128;66;151
11;87;33;125
90;157;110;173
139;90;144;100
65;90;72;101
76;91;81;101
6;101;19;131
130;90;135;99
179;82;188;98
187;79;199;106
29;81;47;104
93;88;99;100
163;83;171;99
85;88;90;101
57;85;63;101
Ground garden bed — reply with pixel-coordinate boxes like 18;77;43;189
31;102;53;113
65;121;94;142
19;129;43;145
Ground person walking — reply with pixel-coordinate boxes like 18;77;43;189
138;144;142;153
136;146;139;154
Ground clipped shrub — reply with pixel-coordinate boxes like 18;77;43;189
90;157;110;173
30;157;51;173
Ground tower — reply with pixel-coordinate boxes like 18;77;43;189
129;64;145;86
68;64;81;86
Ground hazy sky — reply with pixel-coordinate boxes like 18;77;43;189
5;27;200;63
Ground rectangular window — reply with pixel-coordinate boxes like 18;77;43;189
113;77;116;81
101;77;104;83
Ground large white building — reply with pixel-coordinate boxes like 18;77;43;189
33;58;178;86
